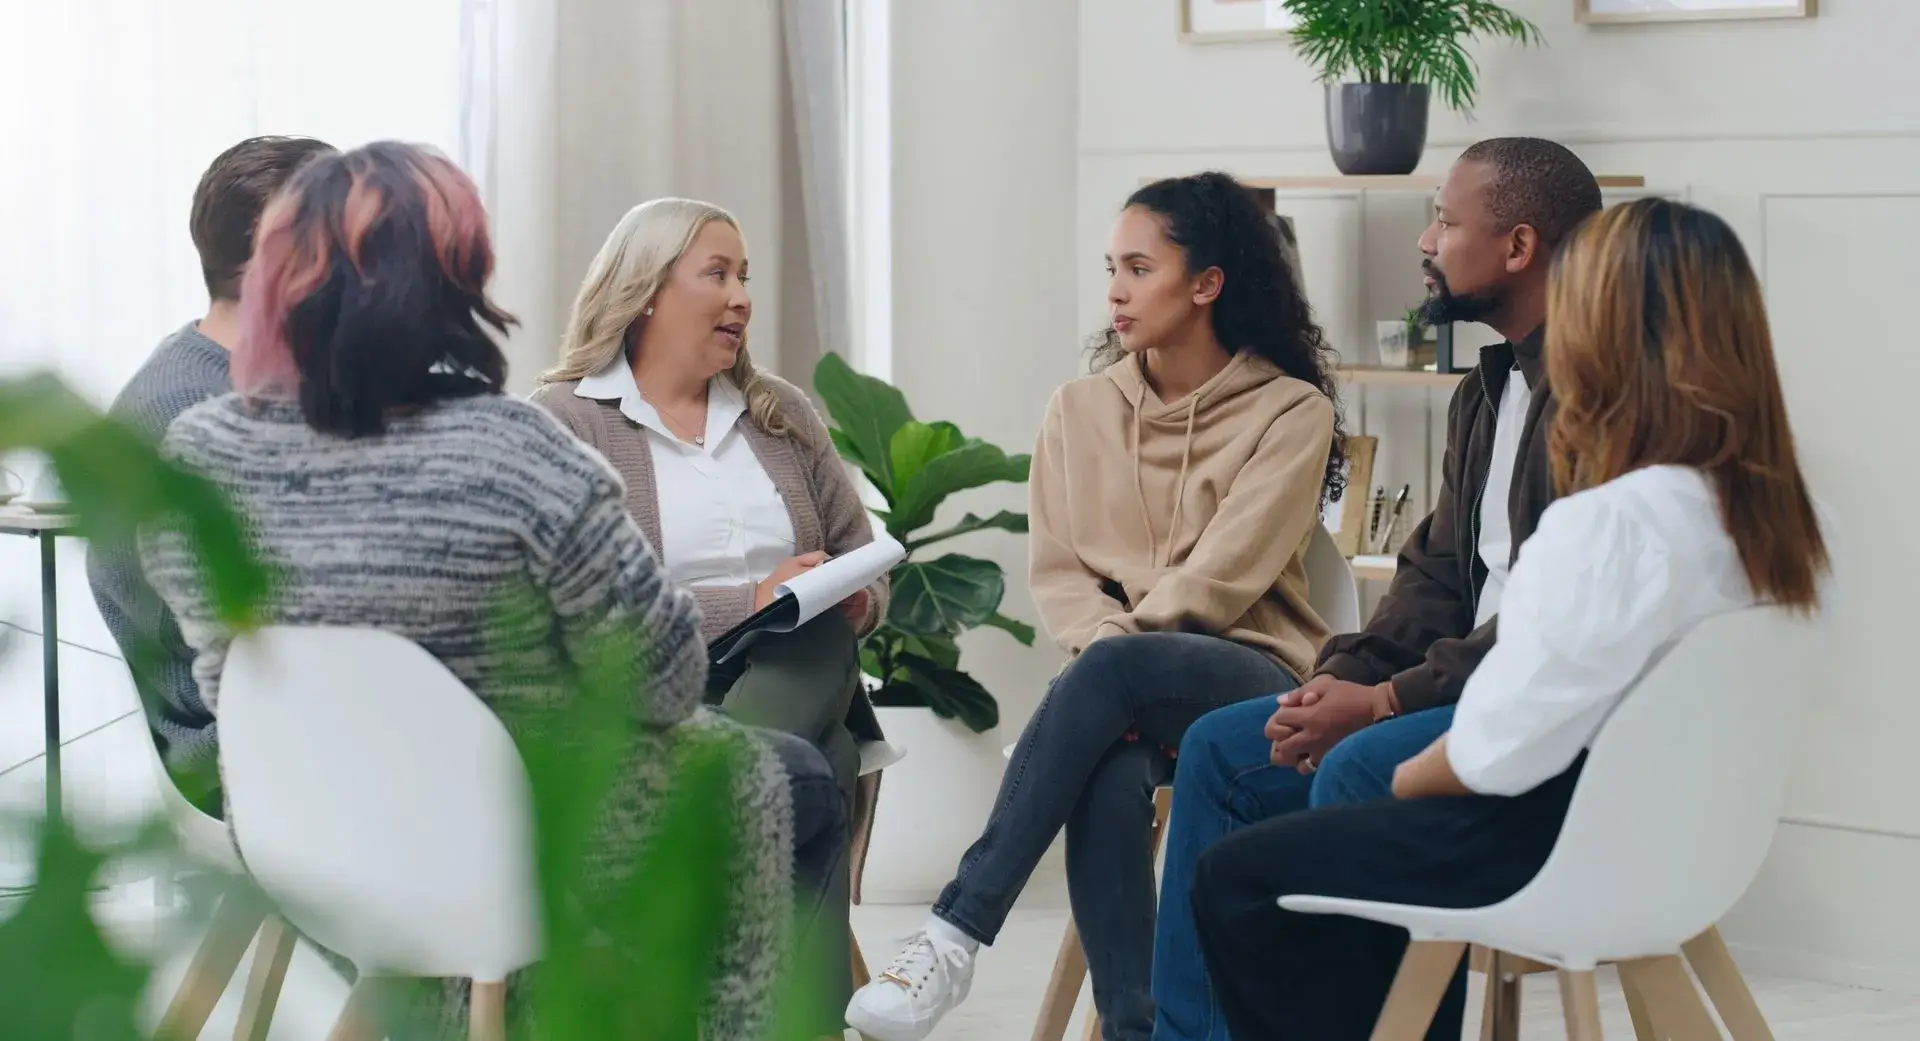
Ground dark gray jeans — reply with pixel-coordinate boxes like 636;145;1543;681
931;633;1294;1041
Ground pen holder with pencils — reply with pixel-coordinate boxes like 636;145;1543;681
1362;485;1414;557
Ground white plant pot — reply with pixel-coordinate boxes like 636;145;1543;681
859;706;1009;905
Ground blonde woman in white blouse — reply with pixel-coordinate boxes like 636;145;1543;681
531;198;884;1031
1186;198;1832;1041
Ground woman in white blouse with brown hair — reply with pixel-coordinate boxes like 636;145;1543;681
530;197;884;1023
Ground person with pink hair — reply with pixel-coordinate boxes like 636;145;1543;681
141;141;842;1037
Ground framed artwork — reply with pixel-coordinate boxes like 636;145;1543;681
1180;0;1296;43
1321;435;1377;558
1575;0;1815;23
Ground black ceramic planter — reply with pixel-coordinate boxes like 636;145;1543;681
1325;83;1430;176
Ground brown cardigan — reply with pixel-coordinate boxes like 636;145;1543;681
532;370;895;902
529;372;891;645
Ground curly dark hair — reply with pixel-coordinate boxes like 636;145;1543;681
1089;171;1349;504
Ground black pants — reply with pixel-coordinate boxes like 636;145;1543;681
1190;762;1583;1041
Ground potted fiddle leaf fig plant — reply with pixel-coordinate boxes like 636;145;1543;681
812;353;1034;734
1282;0;1542;175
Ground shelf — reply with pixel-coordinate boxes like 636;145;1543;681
1351;554;1397;582
1338;366;1464;389
1239;174;1647;192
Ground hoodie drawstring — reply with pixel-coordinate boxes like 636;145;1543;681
1164;397;1198;568
1130;399;1156;568
1132;393;1203;570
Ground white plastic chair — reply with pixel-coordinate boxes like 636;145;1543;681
94;663;299;1041
1281;606;1824;1040
1302;519;1362;634
1029;522;1358;1041
219;626;542;1041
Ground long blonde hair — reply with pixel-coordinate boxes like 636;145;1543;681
542;197;792;437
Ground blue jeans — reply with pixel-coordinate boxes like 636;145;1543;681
933;633;1296;1041
1151;700;1457;1041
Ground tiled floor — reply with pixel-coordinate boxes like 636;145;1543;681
5;672;1917;1039
850;903;1920;1041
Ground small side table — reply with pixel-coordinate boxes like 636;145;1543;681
1;507;80;822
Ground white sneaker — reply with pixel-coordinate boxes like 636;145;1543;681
845;920;977;1041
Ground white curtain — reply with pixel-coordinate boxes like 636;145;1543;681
478;0;854;391
0;0;468;404
0;0;471;842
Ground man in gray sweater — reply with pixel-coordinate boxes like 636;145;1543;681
87;135;333;796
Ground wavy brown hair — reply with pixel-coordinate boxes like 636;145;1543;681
1546;197;1826;610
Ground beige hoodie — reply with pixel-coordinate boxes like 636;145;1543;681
1029;350;1335;680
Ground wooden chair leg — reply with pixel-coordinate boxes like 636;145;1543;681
1682;927;1774;1041
233;915;296;1041
1371;941;1466;1041
1479;950;1523;1041
1034;785;1169;1041
327;977;390;1041
1622;970;1664;1041
1618;957;1722;1041
157;889;269;1040
469;980;508;1041
1559;969;1605;1041
1030;917;1089;1041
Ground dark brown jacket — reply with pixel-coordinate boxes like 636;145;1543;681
1315;327;1558;712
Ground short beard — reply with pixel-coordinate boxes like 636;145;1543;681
1418;266;1504;327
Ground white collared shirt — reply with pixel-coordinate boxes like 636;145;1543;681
1474;364;1532;627
575;360;795;588
1447;466;1773;796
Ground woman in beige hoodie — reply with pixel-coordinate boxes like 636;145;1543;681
849;172;1347;1041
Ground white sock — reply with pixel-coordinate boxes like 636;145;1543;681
923;913;980;955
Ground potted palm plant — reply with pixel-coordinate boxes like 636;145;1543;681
1282;0;1542;175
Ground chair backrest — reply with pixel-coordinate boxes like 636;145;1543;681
1302;523;1362;635
219;626;542;981
1479;606;1825;962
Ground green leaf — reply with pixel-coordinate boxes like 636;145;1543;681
0;817;153;1041
887;653;1001;732
814;352;915;498
898;629;962;669
979;612;1038;647
888;554;1005;636
906;510;1029;552
0;375;271;629
889;441;1031;535
888;420;960;494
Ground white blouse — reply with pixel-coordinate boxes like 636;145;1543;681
1446;465;1771;796
574;362;796;589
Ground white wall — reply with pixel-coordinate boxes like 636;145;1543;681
862;0;1081;901
889;0;1082;729
1077;0;1920;989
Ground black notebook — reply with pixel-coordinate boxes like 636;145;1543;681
707;536;905;663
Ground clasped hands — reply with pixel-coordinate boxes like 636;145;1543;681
754;551;871;626
1263;675;1388;775
1264;675;1464;799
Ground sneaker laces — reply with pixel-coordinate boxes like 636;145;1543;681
877;931;960;996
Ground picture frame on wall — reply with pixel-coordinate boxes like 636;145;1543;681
1180;0;1296;43
1575;0;1815;24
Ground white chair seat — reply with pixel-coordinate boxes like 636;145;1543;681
857;739;907;777
1277;606;1827;1039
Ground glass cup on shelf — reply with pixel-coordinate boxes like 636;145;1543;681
1375;320;1411;369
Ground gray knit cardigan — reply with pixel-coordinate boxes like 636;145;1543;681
139;392;795;1038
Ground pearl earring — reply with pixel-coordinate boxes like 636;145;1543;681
644;306;654;316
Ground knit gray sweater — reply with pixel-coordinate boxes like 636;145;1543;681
87;322;231;767
138;392;795;1037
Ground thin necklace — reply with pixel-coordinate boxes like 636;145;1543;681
642;389;707;446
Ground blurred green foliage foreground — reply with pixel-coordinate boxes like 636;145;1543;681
0;374;830;1041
